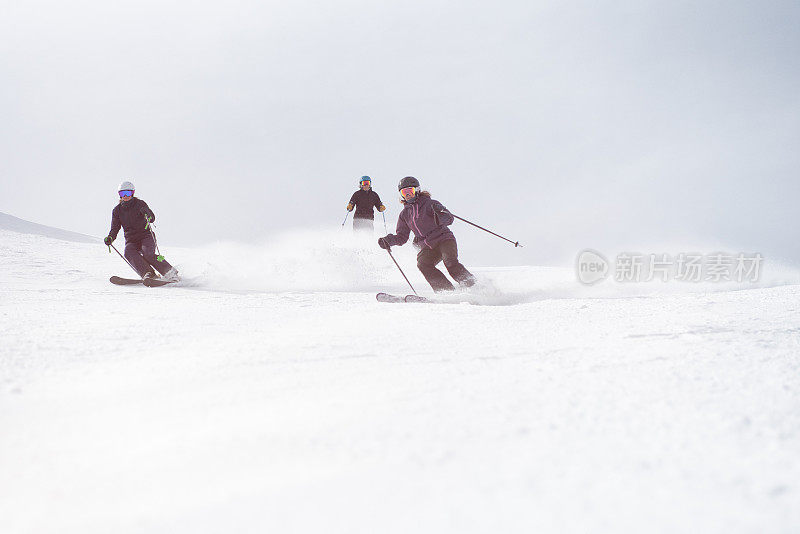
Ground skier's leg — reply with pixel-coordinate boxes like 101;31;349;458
440;239;475;287
417;246;454;292
140;235;174;276
124;240;155;277
352;217;373;233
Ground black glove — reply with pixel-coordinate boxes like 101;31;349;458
378;237;390;250
103;236;113;245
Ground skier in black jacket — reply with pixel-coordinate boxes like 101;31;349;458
346;176;386;232
103;181;179;281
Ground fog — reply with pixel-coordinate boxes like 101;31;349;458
2;0;798;267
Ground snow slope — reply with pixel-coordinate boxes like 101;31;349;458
1;217;799;534
0;211;97;243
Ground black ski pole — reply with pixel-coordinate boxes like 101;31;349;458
342;211;351;227
449;212;523;247
386;247;418;296
109;243;140;277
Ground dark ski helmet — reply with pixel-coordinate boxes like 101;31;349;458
398;176;419;190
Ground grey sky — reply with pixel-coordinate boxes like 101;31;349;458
2;0;798;266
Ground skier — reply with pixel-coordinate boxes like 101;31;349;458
378;177;475;292
346;176;386;232
103;181;179;282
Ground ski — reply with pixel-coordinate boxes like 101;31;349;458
143;277;178;287
110;276;142;285
376;292;405;303
376;293;431;303
110;275;178;287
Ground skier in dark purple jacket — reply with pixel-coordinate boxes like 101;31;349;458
378;177;475;292
103;181;179;281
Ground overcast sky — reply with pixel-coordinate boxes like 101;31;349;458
1;0;798;266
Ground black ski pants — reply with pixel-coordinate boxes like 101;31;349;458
125;234;173;277
416;239;475;292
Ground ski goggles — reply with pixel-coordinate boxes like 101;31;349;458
400;186;416;199
360;180;371;186
119;190;134;197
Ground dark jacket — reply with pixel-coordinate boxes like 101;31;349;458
384;194;455;250
109;198;156;243
349;189;383;220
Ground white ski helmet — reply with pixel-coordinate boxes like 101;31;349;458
118;180;135;192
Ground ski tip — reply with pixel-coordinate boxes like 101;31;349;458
376;292;405;303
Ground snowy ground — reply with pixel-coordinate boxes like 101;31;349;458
1;220;799;533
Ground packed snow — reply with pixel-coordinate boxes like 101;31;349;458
1;214;799;533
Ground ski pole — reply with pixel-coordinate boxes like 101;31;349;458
382;212;387;233
109;243;140;277
449;212;523;247
386;247;418;296
342;211;351;227
145;215;164;260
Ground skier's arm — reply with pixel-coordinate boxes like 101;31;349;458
348;192;358;211
374;192;385;212
385;215;410;246
431;200;454;226
108;208;121;240
139;201;156;226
